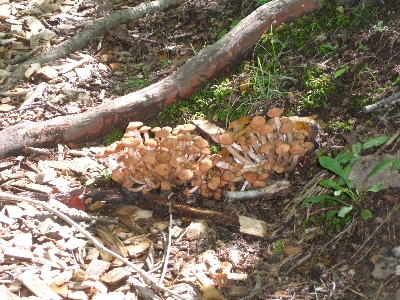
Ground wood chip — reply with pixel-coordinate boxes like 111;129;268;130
18;271;62;300
96;226;128;258
0;284;21;300
84;259;110;279
100;267;131;285
238;215;267;237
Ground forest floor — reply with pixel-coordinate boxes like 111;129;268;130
0;0;400;299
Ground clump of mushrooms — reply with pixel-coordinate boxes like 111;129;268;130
96;108;315;199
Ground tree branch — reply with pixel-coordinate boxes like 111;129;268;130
0;0;323;159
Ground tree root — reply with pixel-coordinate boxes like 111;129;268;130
0;0;323;159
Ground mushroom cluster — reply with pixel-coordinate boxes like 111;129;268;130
96;108;314;199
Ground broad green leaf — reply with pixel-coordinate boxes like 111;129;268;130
367;182;383;192
319;157;347;180
302;195;337;207
217;29;227;39
334;190;343;196
392;159;400;171
334;68;347;79
230;20;240;29
335;151;352;164
361;209;373;221
351;142;362;157
362;136;389;150
366;159;396;181
320;179;343;190
338;205;353;218
326;209;338;220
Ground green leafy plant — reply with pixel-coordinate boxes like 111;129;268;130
303;136;400;221
334;64;349;79
319;43;338;56
274;240;284;255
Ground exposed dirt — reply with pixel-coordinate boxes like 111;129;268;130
1;0;400;299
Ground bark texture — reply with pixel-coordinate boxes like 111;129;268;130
0;0;323;159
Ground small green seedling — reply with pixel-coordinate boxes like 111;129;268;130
303;136;400;221
334;64;349;79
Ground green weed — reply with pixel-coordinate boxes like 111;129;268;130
301;68;335;108
155;79;248;127
302;136;400;221
274;240;284;255
105;129;124;146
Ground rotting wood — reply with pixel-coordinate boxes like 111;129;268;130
0;0;324;159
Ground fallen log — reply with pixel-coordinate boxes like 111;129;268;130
0;0;323;159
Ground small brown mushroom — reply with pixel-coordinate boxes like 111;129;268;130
266;107;284;131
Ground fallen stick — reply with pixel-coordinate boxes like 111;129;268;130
362;91;400;113
224;180;290;203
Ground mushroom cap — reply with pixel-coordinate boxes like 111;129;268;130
121;178;135;188
249;116;267;131
280;122;294;134
218;132;235;145
246;135;259;146
151;126;161;133
289;143;305;155
199;158;213;172
111;167;129;183
122;156;138;166
252;180;266;188
180;123;196;133
160;180;172;191
207;176;221;191
185;144;200;155
155;127;172;138
169;154;188;168
258;172;269;180
304;141;314;150
267;107;284;118
193;136;209;148
275;143;290;155
141;151;157;165
273;164;284;173
126;121;144;130
242;171;258;183
200;148;211;156
185;161;199;170
177;133;192;142
138;126;152;133
156;151;172;163
162;136;179;149
177;169;194;182
153;162;172;176
240;143;250;152
144;138;158;148
222;171;235;181
259;143;272;153
104;142;124;154
259;124;275;135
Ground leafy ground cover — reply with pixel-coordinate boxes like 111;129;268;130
0;0;400;299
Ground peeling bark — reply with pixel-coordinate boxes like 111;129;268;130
0;0;324;159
